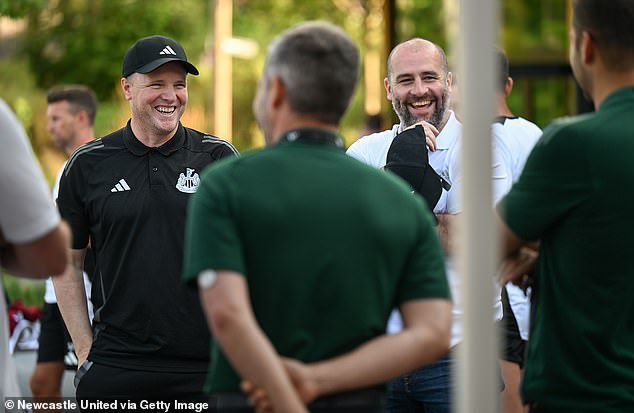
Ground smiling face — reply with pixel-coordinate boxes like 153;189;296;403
385;40;451;129
123;62;187;144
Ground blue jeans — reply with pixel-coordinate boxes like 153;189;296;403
385;353;452;413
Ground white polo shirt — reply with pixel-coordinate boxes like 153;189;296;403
492;116;542;341
348;111;505;348
347;111;462;214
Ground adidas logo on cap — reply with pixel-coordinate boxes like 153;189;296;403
159;45;177;55
122;35;199;77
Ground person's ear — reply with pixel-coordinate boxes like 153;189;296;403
580;31;595;65
384;77;393;101
270;76;286;109
121;77;133;101
76;110;88;126
504;77;513;97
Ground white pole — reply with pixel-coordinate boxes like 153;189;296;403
455;0;500;412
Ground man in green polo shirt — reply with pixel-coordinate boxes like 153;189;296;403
183;21;452;413
497;1;634;412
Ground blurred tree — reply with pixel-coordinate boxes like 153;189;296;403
501;0;570;127
21;0;208;102
230;0;368;149
0;0;45;18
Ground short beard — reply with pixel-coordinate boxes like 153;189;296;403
393;88;449;130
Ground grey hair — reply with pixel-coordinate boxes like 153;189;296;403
264;21;360;125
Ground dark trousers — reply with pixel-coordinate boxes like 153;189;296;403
215;388;384;413
75;360;207;411
528;405;555;413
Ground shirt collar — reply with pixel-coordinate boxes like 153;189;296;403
123;120;186;156
598;85;634;112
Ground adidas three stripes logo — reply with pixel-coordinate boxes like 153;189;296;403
159;46;177;55
111;179;131;192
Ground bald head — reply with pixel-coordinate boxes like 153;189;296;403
384;38;452;129
387;38;449;80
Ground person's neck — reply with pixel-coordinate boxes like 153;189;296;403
270;116;338;145
130;119;177;148
65;129;95;156
592;69;634;109
437;111;451;131
497;96;514;118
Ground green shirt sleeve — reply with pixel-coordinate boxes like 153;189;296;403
498;119;591;241
396;195;451;304
183;160;246;283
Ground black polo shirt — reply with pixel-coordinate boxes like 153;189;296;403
58;121;238;372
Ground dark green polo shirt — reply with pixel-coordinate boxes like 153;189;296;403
183;128;450;393
499;87;634;412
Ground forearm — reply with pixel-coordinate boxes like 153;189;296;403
214;313;307;412
309;299;452;397
201;273;307;413
52;249;92;363
1;222;70;278
436;213;458;256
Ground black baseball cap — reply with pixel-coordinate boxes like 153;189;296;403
122;35;199;77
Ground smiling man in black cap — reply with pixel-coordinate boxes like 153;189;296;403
53;35;238;404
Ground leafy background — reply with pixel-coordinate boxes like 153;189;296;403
1;0;570;304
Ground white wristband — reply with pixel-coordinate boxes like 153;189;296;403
197;270;218;290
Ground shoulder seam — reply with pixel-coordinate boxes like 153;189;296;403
202;135;239;156
65;140;105;176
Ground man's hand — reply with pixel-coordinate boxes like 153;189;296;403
76;348;91;370
242;358;318;413
498;246;538;293
402;121;439;151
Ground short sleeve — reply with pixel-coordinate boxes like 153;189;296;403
0;100;60;244
498;121;590;241
395;197;451;304
443;141;463;214
56;156;91;249
346;139;372;165
491;125;514;204
183;161;245;283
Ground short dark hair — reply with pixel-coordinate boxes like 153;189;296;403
495;47;510;92
573;0;634;70
47;85;98;125
264;21;359;125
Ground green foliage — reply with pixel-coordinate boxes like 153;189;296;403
501;0;570;127
22;0;208;101
502;0;568;58
0;57;46;148
2;273;45;308
230;0;366;149
395;0;449;49
4;0;578;154
0;0;45;18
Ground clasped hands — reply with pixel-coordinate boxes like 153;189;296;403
241;358;317;413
